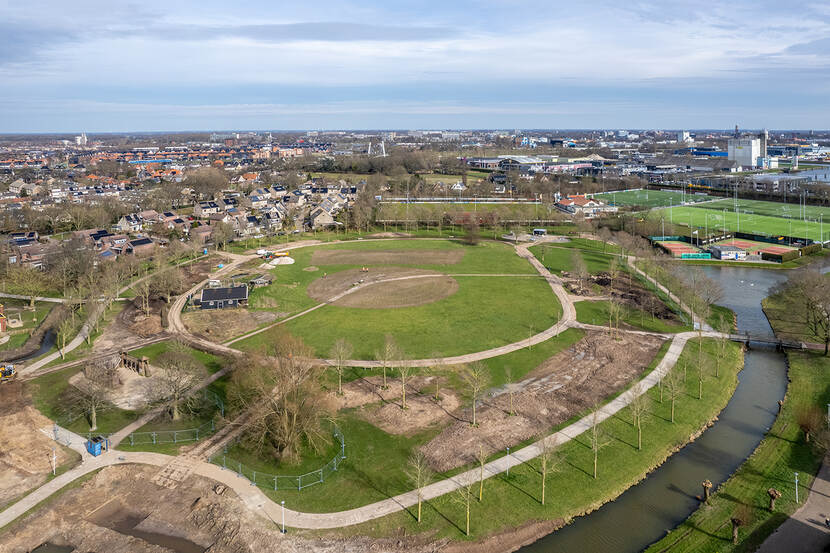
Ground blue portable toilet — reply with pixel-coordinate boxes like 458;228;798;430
203;248;208;255
86;436;109;456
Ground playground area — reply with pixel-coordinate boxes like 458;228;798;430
654;240;702;257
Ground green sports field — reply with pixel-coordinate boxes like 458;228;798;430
652;204;828;242
590;189;719;208
693;198;830;221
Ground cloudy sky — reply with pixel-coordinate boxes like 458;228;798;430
2;0;830;132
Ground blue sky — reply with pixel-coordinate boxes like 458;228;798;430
1;0;829;132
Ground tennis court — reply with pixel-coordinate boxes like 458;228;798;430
655;240;701;257
712;238;797;256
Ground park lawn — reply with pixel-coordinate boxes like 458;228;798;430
129;341;226;374
301;338;742;541
1;299;55;330
529;244;615;274
543;237;622;253
652;205;826;242
645;350;830;553
242;275;561;359
575;300;691;333
26;365;139;435
247;239;537;317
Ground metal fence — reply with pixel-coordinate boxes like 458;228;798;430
209;427;345;491
125;390;225;446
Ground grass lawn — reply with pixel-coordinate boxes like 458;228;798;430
575;300;691;333
651;205;826;242
530;244;616;274
645;350;830;552
592;189;719;208
129;341;226;374
294;338;743;542
26;365;139;435
245;275;560;359
695;198;830;223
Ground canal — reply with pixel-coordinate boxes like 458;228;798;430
520;266;789;552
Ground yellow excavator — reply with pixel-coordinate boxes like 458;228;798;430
0;364;16;383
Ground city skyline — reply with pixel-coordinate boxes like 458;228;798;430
2;0;830;132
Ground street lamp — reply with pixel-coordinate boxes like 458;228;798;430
281;500;286;533
795;472;799;504
506;447;511;477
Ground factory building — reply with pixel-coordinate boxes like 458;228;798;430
728;137;761;168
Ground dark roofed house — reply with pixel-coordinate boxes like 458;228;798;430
127;237;156;256
199;285;249;309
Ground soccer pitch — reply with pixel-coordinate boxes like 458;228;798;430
692;198;830;221
591;189;719;208
652;205;828;242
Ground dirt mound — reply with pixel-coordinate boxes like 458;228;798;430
337;376;460;435
307;267;457;309
303;266;319;272
421;331;666;472
183;309;279;343
311;248;463;266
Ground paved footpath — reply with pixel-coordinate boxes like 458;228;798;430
757;456;830;553
0;328;718;531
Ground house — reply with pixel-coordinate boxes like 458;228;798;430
555;195;618;218
126;237;156;256
116;214;142;233
191;225;213;244
199;285;248;309
194;201;220;218
309;207;336;229
709;244;747;260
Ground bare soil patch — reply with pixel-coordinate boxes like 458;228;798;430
182;308;279;343
0;381;77;509
336;375;461;435
2;463;439;553
311;248;463;266
307;267;458;309
367;232;413;238
564;271;682;323
420;331;666;472
303;266;319;272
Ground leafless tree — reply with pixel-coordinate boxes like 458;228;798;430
730;504;753;544
767;488;782;512
375;334;401;389
398;363;413;410
57;318;74;360
628;382;650;451
796;404;824;443
702;479;712;504
589;409;610;479
607;295;624;339
230;336;334;463
475;443;488;501
571;250;588;293
504;366;517;416
462;362;490;427
790;269;830;354
538;434;561;505
453;482;475;536
405;451;433;523
65;359;118;431
153;345;205;421
329;338;353;396
664;370;685;423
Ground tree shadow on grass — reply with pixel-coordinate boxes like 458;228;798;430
423;499;465;534
499;473;539;504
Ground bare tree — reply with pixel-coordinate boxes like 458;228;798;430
398;363;413;410
538;434;561;505
65;359;118;431
57;318;74;360
702;479;712;504
375;334;401;389
664;371;685;423
571;250;588;293
767;488;782;512
628;382;650;451
475;444;487;502
607;295;624;339
796;404;824;443
150;266;184;304
135;279;152;317
589;409;610;479
462;362;490;427
453;482;474;536
405;451;433;523
329;338;353;396
789;270;830;354
154;346;205;421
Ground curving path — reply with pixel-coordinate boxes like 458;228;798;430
0;328;722;532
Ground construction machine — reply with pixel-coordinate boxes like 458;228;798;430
0;364;16;383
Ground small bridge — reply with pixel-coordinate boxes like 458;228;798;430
728;333;805;350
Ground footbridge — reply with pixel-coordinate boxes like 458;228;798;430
728;333;805;350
